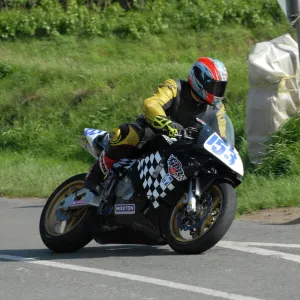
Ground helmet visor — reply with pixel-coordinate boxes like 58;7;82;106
194;66;227;97
205;80;227;97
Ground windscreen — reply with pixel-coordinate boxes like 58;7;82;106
211;113;235;148
196;113;235;149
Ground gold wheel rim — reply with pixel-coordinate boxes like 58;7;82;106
45;180;88;236
170;185;223;243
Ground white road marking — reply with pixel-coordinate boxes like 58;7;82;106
16;267;31;272
235;242;300;248
0;254;263;300
218;241;300;263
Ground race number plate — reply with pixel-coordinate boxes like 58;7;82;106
204;133;244;176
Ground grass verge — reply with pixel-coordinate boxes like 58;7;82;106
0;151;89;197
236;174;300;216
1;151;300;216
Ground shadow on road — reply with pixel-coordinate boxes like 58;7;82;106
13;205;45;209
0;244;185;262
268;217;300;225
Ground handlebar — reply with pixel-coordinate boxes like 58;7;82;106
175;127;200;141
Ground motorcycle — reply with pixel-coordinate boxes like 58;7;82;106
39;117;243;254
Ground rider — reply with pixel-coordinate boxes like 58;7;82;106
84;57;232;195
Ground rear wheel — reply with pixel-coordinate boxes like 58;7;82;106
166;183;236;254
39;173;95;253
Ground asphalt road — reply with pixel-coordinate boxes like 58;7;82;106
1;197;300;300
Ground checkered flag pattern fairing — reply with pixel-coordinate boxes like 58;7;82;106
137;151;175;199
113;158;136;170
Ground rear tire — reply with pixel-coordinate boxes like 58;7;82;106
166;183;236;254
39;173;95;253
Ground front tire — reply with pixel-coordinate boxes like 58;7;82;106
39;173;95;253
166;183;237;254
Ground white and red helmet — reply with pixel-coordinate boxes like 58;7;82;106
188;57;228;105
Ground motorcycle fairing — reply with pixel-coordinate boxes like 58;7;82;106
128;150;200;208
113;158;136;170
80;127;108;159
203;132;244;176
137;151;175;200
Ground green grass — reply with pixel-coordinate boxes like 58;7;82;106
236;174;300;216
0;151;89;197
1;23;300;215
1;150;300;215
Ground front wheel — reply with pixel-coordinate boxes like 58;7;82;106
166;183;237;254
39;173;95;253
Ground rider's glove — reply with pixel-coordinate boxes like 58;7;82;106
152;115;183;138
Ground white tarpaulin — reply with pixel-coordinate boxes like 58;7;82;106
246;33;300;164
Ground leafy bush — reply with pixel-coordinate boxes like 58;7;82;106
0;0;286;39
255;115;300;176
0;63;13;78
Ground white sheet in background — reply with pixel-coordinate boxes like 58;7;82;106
246;33;300;164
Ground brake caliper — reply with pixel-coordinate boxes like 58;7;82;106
177;194;213;231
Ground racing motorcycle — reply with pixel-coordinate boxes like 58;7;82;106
39;117;244;254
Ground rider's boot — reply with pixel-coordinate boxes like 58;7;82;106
84;152;115;196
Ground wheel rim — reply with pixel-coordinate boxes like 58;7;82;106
44;180;88;236
170;184;223;243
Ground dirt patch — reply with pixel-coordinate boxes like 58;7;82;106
238;207;300;225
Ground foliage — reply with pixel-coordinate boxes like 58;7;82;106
254;115;300;176
236;173;300;215
0;0;287;40
0;0;140;10
0;62;13;78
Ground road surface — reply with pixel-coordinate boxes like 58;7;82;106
1;197;300;300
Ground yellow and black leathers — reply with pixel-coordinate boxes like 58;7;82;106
104;79;231;161
142;79;229;141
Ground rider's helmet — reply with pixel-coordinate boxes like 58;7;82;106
188;57;228;105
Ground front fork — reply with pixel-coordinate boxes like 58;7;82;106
184;175;216;214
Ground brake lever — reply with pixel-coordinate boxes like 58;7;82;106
174;131;196;141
